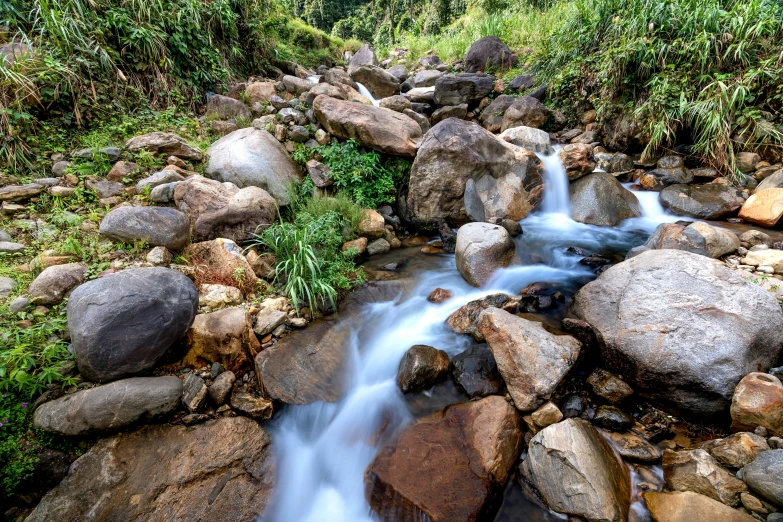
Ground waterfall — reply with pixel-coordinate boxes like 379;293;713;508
355;82;380;107
536;146;571;216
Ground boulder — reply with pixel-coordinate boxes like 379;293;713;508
738;188;783;227
520;418;631;522
643;221;739;259
477;308;580;411
731;373;783;437
741;450;783;506
479;95;515;133
407;118;543;225
323;67;358;89
206;94;251;120
28;263;87;305
244;81;276;104
431;104;468;125
174;175;276;242
500;96;550;131
464;36;518;73
451;344;505;398
755;169;783;192
24;417;274;522
643;491;756;522
687;222;740;258
99;206;190;250
305;159;332;187
412;69;443;88
182;307;260;373
204;127;302;205
308;82;371;105
640;166;693;190
569;172;642;226
348;43;378;74
446;293;521;341
366;396;522;522
507;73;535;91
433;73;495;106
396;345;450;393
387;65;408;83
349;64;400;99
660;183;745;219
498;125;553;153
572;249;783;418
378;94;411;113
594;152;634;173
558;143;596;181
281;75;312;96
125;132;203;161
185;238;259;291
701;432;770;469
736;152;760;173
663;449;747;506
455;223;515;287
358;209;386;239
68;267;198;382
33;376;182;436
313;95;422;157
602;114;646;151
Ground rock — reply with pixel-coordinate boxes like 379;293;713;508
106;160;144;181
477;308;580;411
741;250;783;274
396;345;450;393
573;249;783;418
412;69;443;88
498;125;553;153
68;267;198;382
663;449;747;506
500;96;550;131
148;181;178;203
0;241;25;253
136;169;185;193
348;43;378;74
479;95;515;133
245;81;276;103
427;287;453;303
739;188;783;227
206;94;251;120
641;222;709;257
308;82;371;105
204;128;301;205
51;160;69;176
86;179;125;199
643;491;756;522
387;65;408;83
341;237;368;256
281;75;312;96
660;183;746;219
185;238;259;291
27;263;87;305
731;373;783;437
701;432;770;469
182;372;208;412
593;405;634;431
640;164;694;190
507;73;535;91
737;152;761;173
407;118;543;225
431;104;468;124
350;64;400;99
33;376;182;435
569;172;642;226
0;183;44;201
125;132;203;161
183;307;259;373
277;107;307;125
594;152;634;173
464;36;518;73
755;169;783;192
433;73;495;106
0;275;16;297
530;402;563;429
378;94;411;112
313;95;421;157
446;293;520;341
99;206;191;250
9;296;29;312
688;221;740;258
741;450;783;506
366;395;522;522
558;143;596;181
24;417;274;522
451;344;505;398
366;238;390;256
230;388;273;420
146;246;172;266
209;370;236;405
174;175;276;242
358;209;386;239
587;368;634;403
404;86;435;103
199;284;243;308
520;418;631;522
604;430;661;463
455;223;515;287
324;67;359;89
253;308;288;337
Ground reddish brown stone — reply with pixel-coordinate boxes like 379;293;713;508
426;288;453;303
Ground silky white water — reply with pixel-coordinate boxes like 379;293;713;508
355;82;380;106
261;150;672;522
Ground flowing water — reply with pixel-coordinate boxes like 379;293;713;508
261;150;676;522
355;82;381;106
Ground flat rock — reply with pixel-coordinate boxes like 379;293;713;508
660;183;745;219
0;241;25;253
602;430;661;463
643;491;755;522
0;183;43;201
663;449;747;506
99;206;191;250
434;73;495;106
125;131;203;161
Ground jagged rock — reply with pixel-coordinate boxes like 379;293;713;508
24;417;274;522
446;293;521;341
507;73;535;91
731;373;783;437
33;376;182;435
593;405;634;431
230;388;273;420
125;132;203;161
701;432;770;469
433;73;495;106
558;143;596;181
28;263;87;305
107;160;145;181
99;206;191;250
573;249;783;418
479;95;515;133
182;307;260;373
569;172;642;226
500;96;549;131
738;188;783;227
455;222;515;287
643;491;756;522
464;36;518;73
451;344;505;398
182;372;208;412
664;449;747;506
477;308;581;411
603;430;661;463
209;370;236;405
281;75;312;96
660;184;745;219
396;345;450;393
431;104;468;124
348;43;378;74
68;268;198;382
366;396;522;522
253;308;288;337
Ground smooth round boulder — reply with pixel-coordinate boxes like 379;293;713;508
569;172;642;226
99;206;191;250
455;223;515;287
68;267;199;382
660;183;745;219
396;345;450;393
464;36;518;73
573;249;783;418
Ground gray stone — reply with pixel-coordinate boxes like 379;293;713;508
208;370;236;405
253;309;288;337
464;36;517;73
479;95;515;133
0;241;25;253
68;267;198;382
52;160;69;177
135;170;185;193
125;132;203;161
742;450;783;506
277;108;307;125
501;96;549;131
350;64;400;99
498;125;553;153
660;183;746;220
9;296;30;312
28;263;87;305
348;43;378;74
431;104;468;125
433;73;495;106
281;75;313;96
0;183;43;201
33;376;182;435
100;206;191;250
182;372;207;412
149;181;180;203
0;230;10;241
570;172;642;226
86;179;126;199
367;238;390;256
0;276;16;297
378;94;411;112
455;222;515;287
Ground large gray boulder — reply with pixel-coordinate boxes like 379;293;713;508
433;73;495;106
99;206;191;250
455;223;515;287
407;118;543;225
660;183;745;219
741;450;783;506
349;64;400;99
33;377;182;436
348;43;378;74
520;418;631;522
205;127;302;205
573;249;783;418
464;36;518;73
569;172;642;226
68;267;198;382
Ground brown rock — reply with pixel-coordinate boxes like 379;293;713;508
455;222;515;287
245;81;276;104
530;401;563;429
427;288;453;303
396;345;450;393
182;307;260;373
731;372;783;437
587;368;634;403
366;396;522;522
305;159;332;188
358;209;386;239
28;263;87;305
230;388;273;420
245;250;276;279
558;143;596;181
602;430;661;463
662;449;747;506
185;238;259;292
445;293;521;341
643;491;755;522
125;132;203;161
341;237;368;256
701;432;770;469
738;188;783;227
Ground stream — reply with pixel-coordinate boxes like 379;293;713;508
261;149;677;521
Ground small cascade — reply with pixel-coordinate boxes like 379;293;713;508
307;75;321;84
355;82;380;106
536;146;570;216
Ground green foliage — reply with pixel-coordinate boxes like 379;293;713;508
0;393;37;498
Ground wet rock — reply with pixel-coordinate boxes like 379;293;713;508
28;263;87;305
477;308;581;411
573;249;783;418
396;345;450;393
433;73;495;106
350;64;400;99
24;417;274;522
558;143;595;181
643;491;756;522
455;222;515;287
593;405;634;431
313;95;422;157
183;307;259;373
205;128;302;205
446;293;521;341
731;373;783;437
464;36;518;73
366;395;522;522
570;172;642;226
209;370;236;405
182;372;208;412
587;368;634;403
701;432;770;469
479;95;515;133
741;450;783;506
520;418;631;522
68;267;198;382
451;344;505;398
33;376;182;436
594;152;634;173
100;206;191;250
427;287;453;303
561;394;588;419
660;183;746;219
230;388;273;420
530;401;563;429
663;449;747;506
500;96;549;131
640;160;694;190
125;132;203;161
603;430;661;463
